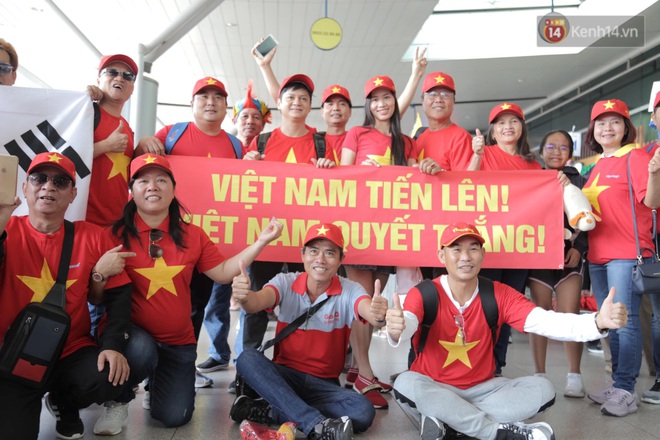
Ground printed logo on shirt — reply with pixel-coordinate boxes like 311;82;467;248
323;311;340;324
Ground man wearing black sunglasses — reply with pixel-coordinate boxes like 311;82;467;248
0;38;18;86
0;152;134;440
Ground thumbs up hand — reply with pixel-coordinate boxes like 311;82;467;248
105;120;129;153
232;259;251;306
385;292;406;342
370;279;388;324
472;128;485;156
596;287;628;330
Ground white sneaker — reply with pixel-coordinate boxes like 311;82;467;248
564;373;586;398
195;371;213;388
142;390;150;410
588;383;615;405
93;401;128;435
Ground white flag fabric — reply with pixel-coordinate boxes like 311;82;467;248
0;86;93;220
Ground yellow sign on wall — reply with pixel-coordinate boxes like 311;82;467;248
310;17;342;50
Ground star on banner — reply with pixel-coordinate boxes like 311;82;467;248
17;259;77;302
439;333;480;368
134;258;186;299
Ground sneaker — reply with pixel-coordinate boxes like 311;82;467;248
587;340;603;353
587;383;615;405
230;395;273;424
495;421;555;440
45;393;84;440
93;401;129;435
196;357;230;373
420;414;446;440
344;367;359;389
228;380;237;394
310;416;353;440
142;390;151;410
564;373;586;398
353;374;388;409
600;387;638;417
195;371;214;388
642;379;660;404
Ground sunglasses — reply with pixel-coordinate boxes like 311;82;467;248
0;63;13;76
454;314;466;346
101;68;136;82
149;229;164;259
28;173;73;190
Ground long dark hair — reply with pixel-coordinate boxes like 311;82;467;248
540;129;574;157
584;117;636;154
485;115;535;162
363;94;411;166
112;176;189;251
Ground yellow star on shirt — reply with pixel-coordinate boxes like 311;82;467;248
285;148;299;163
134;258;186;299
17;259;77;302
434;74;445;84
332;86;341;94
581;173;609;215
603;100;615;110
439;333;479;368
501;103;512;110
106;152;131;180
373;77;384;87
366;147;392;166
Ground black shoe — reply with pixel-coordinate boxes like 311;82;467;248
228;378;237;394
45;393;84;440
310;416;353;440
229;395;272;424
587;340;603;353
495;422;555;440
196;357;229;373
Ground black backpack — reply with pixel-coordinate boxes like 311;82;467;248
256;131;326;159
408;276;498;367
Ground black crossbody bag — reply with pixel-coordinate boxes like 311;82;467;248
0;221;74;388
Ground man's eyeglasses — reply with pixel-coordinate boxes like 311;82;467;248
28;173;73;190
454;314;466;346
424;90;455;101
544;144;570;154
101;68;136;82
149;229;164;259
0;63;14;76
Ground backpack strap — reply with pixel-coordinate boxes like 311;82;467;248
477;276;499;344
257;132;272;155
43;220;74;309
227;133;243;159
164;122;190;155
413;126;427;140
313;132;326;158
415;279;439;356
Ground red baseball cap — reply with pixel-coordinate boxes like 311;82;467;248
303;223;345;251
278;74;314;96
440;222;485;248
422;72;456;94
192;77;228;98
98;54;138;75
27;152;76;183
130;154;174;180
364;76;396;98
321;84;352;107
590;99;630;122
654;91;660;111
489;102;525;124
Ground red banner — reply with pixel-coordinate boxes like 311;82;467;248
167;156;564;269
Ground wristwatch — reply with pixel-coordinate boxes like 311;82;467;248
91;269;106;283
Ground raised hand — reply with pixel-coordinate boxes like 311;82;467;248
370;279;388;323
105;120;129;153
232;259;251;305
472;128;485;156
257;217;283;244
386;293;406;341
596;287;628;330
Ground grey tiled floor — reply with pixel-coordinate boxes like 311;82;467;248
37;309;660;439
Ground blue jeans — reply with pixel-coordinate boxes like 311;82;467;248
651;294;660;378
203;282;232;363
119;325;197;427
236;349;375;436
590;259;644;393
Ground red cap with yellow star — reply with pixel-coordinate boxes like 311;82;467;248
98;54;138;75
440;222;485;248
130;154;174;180
192;76;228;98
654;91;660;111
303;223;345;251
590;99;630;122
422;72;456;94
364;76;396;98
321;84;352;107
278;74;315;97
489;102;524;124
27;152;76;183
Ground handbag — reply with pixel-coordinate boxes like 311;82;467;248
235;296;330;399
0;221;74;388
627;156;660;294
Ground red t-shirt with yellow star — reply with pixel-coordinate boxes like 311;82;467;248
110;215;225;345
87;106;134;226
342;126;420;166
479;145;541;171
0;217;131;358
155;123;240;158
583;145;654;264
246;127;333;163
416;124;473;171
324;132;348;165
405;276;535;389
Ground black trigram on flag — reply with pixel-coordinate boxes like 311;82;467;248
4;120;91;178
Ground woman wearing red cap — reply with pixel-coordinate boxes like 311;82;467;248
582;99;660;417
92;154;283;434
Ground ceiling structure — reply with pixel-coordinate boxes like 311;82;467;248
2;0;660;141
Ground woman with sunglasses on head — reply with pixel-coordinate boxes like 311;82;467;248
527;130;589;398
92;153;283;434
339;76;440;409
582;99;660;417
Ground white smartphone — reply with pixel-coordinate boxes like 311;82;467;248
256;34;278;58
0;154;18;205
